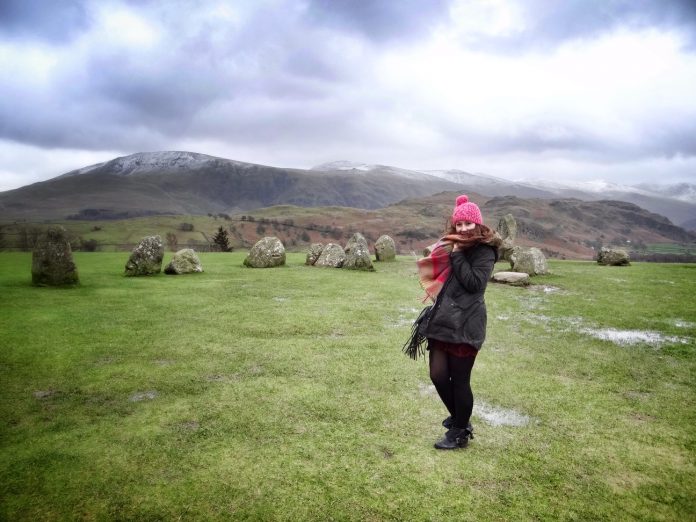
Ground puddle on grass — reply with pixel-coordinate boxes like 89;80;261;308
674;320;696;329
33;390;59;400
473;401;534;427
418;383;437;397
579;328;690;347
389;307;421;328
273;296;288;302
418;385;535;427
129;391;158;402
529;285;562;294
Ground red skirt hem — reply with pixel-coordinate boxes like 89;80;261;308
428;338;478;358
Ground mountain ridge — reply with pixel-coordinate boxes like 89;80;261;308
1;151;694;231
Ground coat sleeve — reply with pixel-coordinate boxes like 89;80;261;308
450;246;496;293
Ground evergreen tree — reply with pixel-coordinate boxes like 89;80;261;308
212;226;231;252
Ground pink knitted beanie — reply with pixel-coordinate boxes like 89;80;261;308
452;194;483;225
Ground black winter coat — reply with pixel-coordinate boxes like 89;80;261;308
420;242;498;349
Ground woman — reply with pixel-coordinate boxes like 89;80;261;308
417;194;500;450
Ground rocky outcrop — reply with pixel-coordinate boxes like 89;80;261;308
374;235;396;261
164;248;203;274
305;243;324;266
343;241;374;271
314;243;346;268
597;247;630;266
244;237;286;268
510;246;548;275
125;236;164;276
31;226;79;286
492;271;530;286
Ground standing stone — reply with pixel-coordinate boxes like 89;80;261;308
125;236;164;276
510;246;549;275
374;235;396;261
31;226;79;286
164;248;203;274
305;243;324;266
244;237;286;268
497;214;517;262
343;242;374;271
345;233;369;255
597;247;630;266
314;243;346;268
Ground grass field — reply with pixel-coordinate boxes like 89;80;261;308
1;253;695;520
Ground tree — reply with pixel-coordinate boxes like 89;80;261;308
212;226;231;252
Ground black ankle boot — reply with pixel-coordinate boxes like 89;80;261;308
434;427;473;450
442;416;474;435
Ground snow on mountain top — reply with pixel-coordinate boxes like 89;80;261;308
61;151;253;178
526;178;657;196
312;160;432;180
312;160;372;171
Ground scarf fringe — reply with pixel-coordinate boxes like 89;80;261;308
401;305;432;360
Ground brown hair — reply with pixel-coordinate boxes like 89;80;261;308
442;223;502;250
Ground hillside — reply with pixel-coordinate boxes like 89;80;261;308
5;191;692;260
0;152;464;221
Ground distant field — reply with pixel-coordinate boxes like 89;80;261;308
645;243;695;254
1;253;695;520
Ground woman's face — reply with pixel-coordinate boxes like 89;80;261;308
455;221;476;233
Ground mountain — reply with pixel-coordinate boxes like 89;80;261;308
421;171;696;230
0;152;464;221
634;182;696;204
1;151;694;233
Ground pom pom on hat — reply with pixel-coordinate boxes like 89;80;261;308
455;195;469;206
452;194;483;225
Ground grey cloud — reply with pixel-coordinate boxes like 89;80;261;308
0;0;89;42
305;0;452;43
0;1;361;153
475;0;696;53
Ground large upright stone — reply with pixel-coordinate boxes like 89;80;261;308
343;242;374;271
597;247;630;266
374;235;396;261
345;233;369;255
510;246;548;275
125;236;164;276
31;226;79;286
498;214;517;242
314;243;346;268
244;237;286;268
305;243;324;266
164;248;203;274
497;214;517;262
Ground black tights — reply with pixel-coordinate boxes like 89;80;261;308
429;347;476;429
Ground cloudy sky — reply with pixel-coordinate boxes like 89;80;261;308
1;0;695;191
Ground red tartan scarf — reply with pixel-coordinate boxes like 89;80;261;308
417;227;501;302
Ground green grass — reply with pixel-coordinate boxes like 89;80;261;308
1;253;695;520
